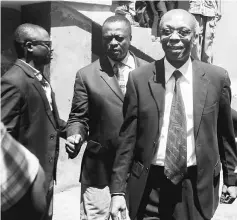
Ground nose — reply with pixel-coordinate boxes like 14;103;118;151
110;37;118;45
169;30;180;41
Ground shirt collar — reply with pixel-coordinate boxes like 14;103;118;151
164;57;192;83
18;59;43;81
108;51;134;69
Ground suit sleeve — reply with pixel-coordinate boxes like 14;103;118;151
66;71;89;141
1;78;25;139
110;72;138;194
58;118;67;139
217;72;237;186
231;108;237;135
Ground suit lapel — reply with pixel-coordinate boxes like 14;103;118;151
99;56;124;102
192;60;209;140
148;59;166;132
15;60;57;129
31;78;57;129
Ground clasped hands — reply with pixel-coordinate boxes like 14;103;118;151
65;134;83;159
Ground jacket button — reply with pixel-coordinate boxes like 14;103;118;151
49;156;54;163
146;167;149;172
50;134;55;140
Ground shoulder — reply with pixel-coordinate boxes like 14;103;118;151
194;60;228;79
76;59;100;76
135;56;150;67
1;64;28;89
130;61;156;83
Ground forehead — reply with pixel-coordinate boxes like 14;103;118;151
32;28;50;41
102;21;129;36
161;13;195;30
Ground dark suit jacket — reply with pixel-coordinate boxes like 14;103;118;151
110;58;237;220
1;59;66;192
232;108;237;135
67;52;148;186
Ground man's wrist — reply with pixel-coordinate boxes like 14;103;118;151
111;193;125;197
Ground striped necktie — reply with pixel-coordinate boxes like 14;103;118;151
113;62;126;95
164;70;187;184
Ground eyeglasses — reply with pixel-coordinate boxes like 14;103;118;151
161;29;192;38
30;40;52;48
21;40;52;49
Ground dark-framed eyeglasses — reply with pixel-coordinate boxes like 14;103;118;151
21;40;52;49
161;29;192;38
30;40;52;48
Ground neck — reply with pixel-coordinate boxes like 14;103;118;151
166;56;189;69
23;58;43;72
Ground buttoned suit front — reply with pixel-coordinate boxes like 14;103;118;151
1;59;66;220
110;58;237;220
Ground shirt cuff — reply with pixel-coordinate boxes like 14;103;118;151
111;193;125;197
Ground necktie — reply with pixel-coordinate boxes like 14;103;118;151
35;72;53;110
41;78;53;110
113;63;126;95
164;70;187;184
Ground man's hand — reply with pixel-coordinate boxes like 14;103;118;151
110;195;128;220
220;185;237;204
65;134;83;159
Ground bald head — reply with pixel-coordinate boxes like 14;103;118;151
159;9;198;68
14;23;50;59
159;9;197;34
14;23;49;43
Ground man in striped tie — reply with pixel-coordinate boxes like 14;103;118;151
110;9;237;220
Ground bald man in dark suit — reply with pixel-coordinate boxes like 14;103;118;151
110;9;237;220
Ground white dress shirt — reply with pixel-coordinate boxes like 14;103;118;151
108;51;136;88
152;57;196;167
19;59;53;111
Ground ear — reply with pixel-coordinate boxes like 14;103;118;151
192;32;199;46
25;41;33;52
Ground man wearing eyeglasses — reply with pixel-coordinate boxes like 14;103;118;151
1;23;66;220
109;9;237;220
65;15;147;220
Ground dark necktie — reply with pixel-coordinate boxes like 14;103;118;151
164;70;187;184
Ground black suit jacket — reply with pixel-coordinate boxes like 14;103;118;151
67;52;148;186
110;58;237;220
232;108;237;135
1;59;66;192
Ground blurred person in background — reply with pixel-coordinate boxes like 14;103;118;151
189;0;221;63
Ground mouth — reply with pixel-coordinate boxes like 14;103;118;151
110;50;120;54
169;45;183;49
